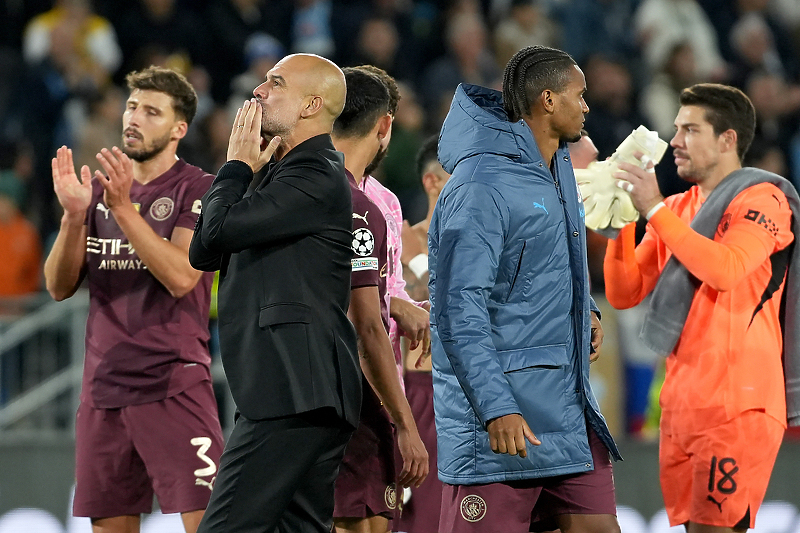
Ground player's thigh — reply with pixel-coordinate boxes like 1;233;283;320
535;428;619;533
685;410;783;529
74;403;153;518
440;482;542;533
123;381;224;513
659;429;693;527
334;388;397;520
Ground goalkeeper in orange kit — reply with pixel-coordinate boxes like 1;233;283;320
603;83;800;532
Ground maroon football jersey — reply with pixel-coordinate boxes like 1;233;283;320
348;171;389;330
82;159;215;408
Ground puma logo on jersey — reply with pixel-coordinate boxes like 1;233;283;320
195;476;215;491
353;211;369;224
707;495;727;512
96;203;110;219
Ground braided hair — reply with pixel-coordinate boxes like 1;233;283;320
502;46;577;122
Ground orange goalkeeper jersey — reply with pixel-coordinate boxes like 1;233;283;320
604;183;794;435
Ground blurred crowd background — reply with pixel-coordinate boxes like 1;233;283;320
3;0;800;439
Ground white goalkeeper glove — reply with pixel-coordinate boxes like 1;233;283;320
577;126;667;237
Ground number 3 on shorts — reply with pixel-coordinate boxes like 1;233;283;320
191;436;218;478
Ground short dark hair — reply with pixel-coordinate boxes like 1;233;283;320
679;83;756;161
334;68;391;138
502;46;577;122
125;66;198;125
354;64;400;116
416;134;439;178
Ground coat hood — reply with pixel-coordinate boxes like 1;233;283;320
438;83;541;173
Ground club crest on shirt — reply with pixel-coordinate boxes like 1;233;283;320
150;197;175;221
384;483;397;509
717;213;731;237
460;494;487;522
352;227;375;256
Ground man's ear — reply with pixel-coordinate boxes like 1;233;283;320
541;89;555;114
720;129;738;154
172;121;188;141
300;95;323;118
377;114;392;139
421;171;436;195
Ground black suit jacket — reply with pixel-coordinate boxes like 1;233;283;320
189;134;361;427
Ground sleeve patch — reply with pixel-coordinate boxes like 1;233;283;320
192;199;202;215
352;228;375;256
743;209;779;236
352;257;379;271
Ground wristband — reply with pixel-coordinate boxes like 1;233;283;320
408;253;429;278
645;201;666;220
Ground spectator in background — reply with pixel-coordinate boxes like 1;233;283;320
291;0;335;57
421;11;501;132
493;0;560;67
74;85;125;172
640;42;699;140
182;105;238;175
21;9;117;240
0;139;33;214
23;0;122;88
0;143;41;297
746;136;789;177
354;17;401;78
582;54;650;160
745;70;800;182
729;11;795;88
698;0;799;82
227;32;285;121
634;0;728;82
0;183;41;297
0;0;52;50
202;0;292;102
377;81;428;223
114;0;208;85
556;0;638;67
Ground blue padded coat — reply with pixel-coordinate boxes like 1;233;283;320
429;84;621;485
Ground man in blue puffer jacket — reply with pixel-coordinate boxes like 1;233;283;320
429;46;623;533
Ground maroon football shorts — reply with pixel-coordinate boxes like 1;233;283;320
439;426;617;533
73;380;224;518
334;381;397;520
395;371;441;533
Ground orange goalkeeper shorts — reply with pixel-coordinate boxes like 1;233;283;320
659;409;784;529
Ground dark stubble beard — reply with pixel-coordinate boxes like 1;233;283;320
364;145;388;177
121;130;172;162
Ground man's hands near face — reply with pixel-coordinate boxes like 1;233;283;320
228;99;281;172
